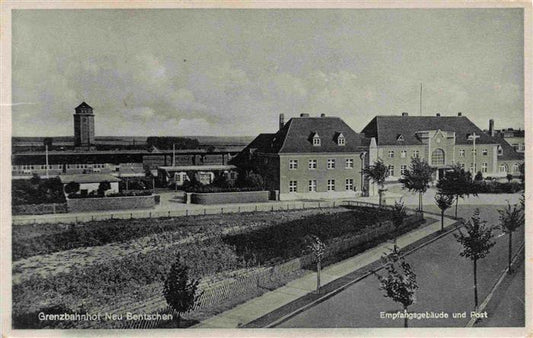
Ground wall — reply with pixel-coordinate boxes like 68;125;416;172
67;194;156;212
191;191;269;204
12;203;68;215
279;153;363;196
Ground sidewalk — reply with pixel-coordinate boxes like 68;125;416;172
194;214;458;328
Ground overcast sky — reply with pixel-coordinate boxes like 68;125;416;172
12;8;524;137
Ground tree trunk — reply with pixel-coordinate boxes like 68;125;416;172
419;192;422;212
378;190;382;207
404;305;408;328
473;259;478;309
508;232;513;274
441;210;444;231
177;313;181;328
316;260;321;292
455;196;459;218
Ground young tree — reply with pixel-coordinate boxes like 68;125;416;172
436;165;476;218
454;209;495;308
163;255;202;328
391;199;407;243
375;245;418;328
498;203;524;274
363;159;389;207
306;235;326;293
434;193;454;231
398;157;434;213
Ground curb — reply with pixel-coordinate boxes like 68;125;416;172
466;241;525;327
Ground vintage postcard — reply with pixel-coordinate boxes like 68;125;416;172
1;1;531;337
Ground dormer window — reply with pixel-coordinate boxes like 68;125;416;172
497;145;503;156
337;133;345;146
312;132;321;146
397;134;405;142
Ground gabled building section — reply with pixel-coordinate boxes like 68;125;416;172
361;113;523;180
234;113;370;200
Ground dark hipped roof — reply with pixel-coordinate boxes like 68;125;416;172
75;102;93;110
361;116;500;146
493;135;524;161
248;117;366;154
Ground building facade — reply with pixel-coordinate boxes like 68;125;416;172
234;114;369;200
73;102;95;149
361;113;523;181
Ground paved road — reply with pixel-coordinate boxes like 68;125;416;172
475;252;525;327
278;205;524;328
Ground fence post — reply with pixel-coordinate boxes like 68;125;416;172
318;202;321;208
92;215;94;221
131;213;133;219
221;207;223;214
204;208;207;215
168;210;170;217
333;201;336;207
149;212;151;218
238;206;241;213
255;205;258;212
186;209;188;216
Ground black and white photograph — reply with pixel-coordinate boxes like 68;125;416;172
1;1;530;336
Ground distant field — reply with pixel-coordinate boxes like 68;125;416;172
12;135;255;147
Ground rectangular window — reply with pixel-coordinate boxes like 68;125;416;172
345;178;353;191
327;159;336;169
289;180;298;193
289;159;298;170
388;150;394;158
401;165;408;175
460;149;465;157
482;149;488;156
482;162;488;173
472;149;477;156
308;180;317;192
388;165;394;177
400;150;407;158
308;159;317;170
470;163;476;173
499;164;507;173
413;150;419;158
345;158;354;169
338;137;345;146
327;179;335;191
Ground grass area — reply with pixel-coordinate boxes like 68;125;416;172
14;207;399;328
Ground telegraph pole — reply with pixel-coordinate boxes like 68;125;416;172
419;83;423;116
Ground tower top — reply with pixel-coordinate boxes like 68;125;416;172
75;102;93;115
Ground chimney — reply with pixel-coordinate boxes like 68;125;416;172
489;119;495;137
320;113;326;117
458;112;462;116
436;113;441;117
300;113;310;117
402;112;408;117
279;113;284;130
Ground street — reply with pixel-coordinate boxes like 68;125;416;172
278;205;524;328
